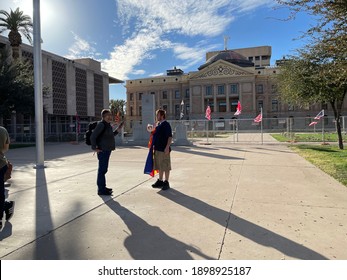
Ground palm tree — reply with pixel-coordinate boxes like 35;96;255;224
109;99;126;116
0;7;33;59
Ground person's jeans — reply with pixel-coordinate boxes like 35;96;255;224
97;150;111;191
0;164;8;220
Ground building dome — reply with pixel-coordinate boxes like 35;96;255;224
198;50;254;70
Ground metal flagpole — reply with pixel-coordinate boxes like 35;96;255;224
33;0;44;168
233;119;235;143
261;107;263;145
322;115;325;144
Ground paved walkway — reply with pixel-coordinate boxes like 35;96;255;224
1;137;347;260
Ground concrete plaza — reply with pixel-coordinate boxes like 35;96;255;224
1;136;347;260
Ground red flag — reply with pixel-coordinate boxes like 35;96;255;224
234;101;242;115
205;106;211;120
115;111;121;124
254;112;262;123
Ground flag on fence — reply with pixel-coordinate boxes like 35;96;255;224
308;109;324;126
234;101;242;116
205;106;211;120
254;112;262;123
314;109;324;120
75;113;80;133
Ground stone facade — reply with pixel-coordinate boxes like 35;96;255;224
125;46;347;128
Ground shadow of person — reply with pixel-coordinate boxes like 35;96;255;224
102;197;215;260
0;221;12;241
158;189;327;260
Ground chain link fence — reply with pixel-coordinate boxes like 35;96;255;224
3;116;347;144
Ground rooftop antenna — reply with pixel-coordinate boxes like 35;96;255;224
223;35;230;50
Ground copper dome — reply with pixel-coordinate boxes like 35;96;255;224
198;50;254;70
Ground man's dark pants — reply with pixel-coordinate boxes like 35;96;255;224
0;164;8;220
97;150;111;192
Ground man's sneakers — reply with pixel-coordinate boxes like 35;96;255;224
152;179;170;190
162;180;170;191
5;201;15;221
98;188;113;196
152;179;164;188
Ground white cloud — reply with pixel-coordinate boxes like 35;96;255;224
101;29;166;80
149;72;165;77
117;0;234;37
66;32;99;59
171;42;220;70
235;0;275;12
103;0;274;79
132;69;146;75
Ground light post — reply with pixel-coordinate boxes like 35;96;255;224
33;0;44;168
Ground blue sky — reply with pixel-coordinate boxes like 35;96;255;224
2;0;314;101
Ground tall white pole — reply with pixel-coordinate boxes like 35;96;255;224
33;0;44;168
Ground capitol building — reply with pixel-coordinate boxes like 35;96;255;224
125;46;346;129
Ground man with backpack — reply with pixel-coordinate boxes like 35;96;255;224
91;109;123;196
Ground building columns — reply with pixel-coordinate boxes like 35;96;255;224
213;84;217;112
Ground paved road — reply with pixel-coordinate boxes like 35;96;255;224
1;140;346;260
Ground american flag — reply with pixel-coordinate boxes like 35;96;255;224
308;109;324;126
254;112;262;123
205;106;211;120
234;101;242;116
314;109;324;120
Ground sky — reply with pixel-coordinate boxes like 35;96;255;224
1;0;315;101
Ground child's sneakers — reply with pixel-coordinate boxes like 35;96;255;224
5;201;15;221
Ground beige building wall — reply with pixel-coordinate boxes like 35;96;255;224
125;59;278;124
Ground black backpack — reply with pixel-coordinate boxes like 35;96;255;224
85;121;106;146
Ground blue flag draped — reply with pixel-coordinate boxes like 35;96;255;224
144;129;158;177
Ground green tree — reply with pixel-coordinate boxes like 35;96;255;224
276;0;347;149
109;99;126;117
0;7;33;59
0;48;35;121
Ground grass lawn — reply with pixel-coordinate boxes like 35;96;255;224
271;133;347;142
291;144;347;187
